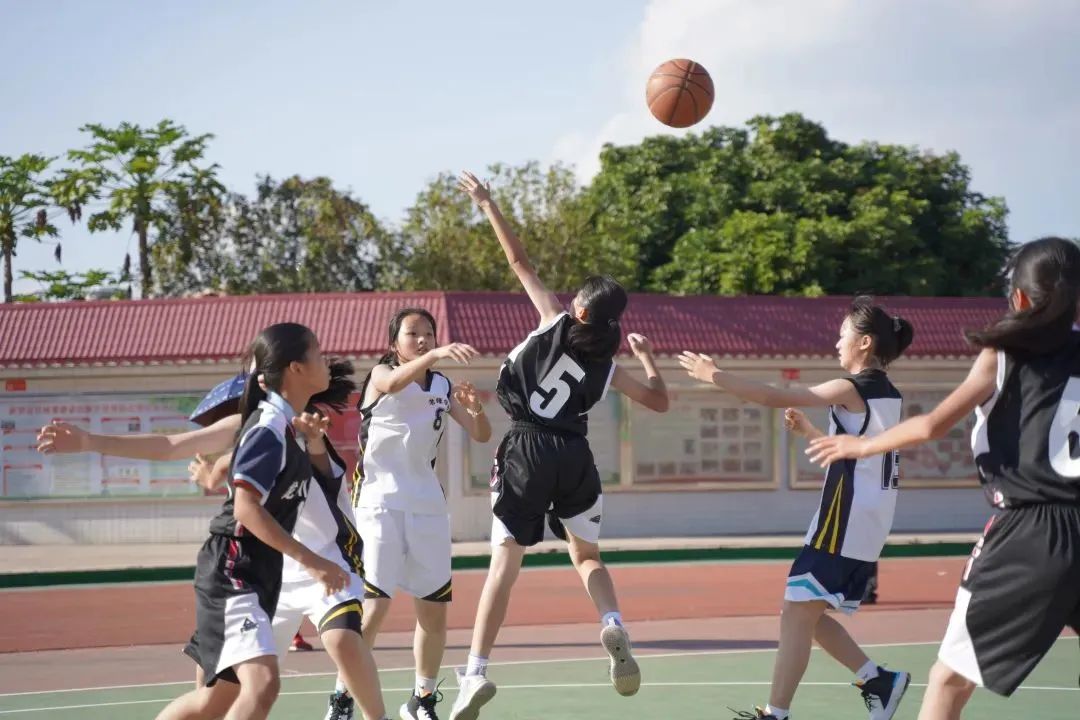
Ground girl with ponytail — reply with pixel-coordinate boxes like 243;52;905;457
808;237;1080;719
448;171;670;720
680;297;916;720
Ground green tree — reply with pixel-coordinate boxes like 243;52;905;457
396;161;635;291
15;268;129;302
587;113;1011;296
151;175;390;296
52;120;223;298
0;154;57;303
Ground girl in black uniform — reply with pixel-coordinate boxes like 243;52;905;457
448;171;670;720
809;237;1080;720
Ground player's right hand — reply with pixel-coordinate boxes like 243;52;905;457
784;408;812;437
36;422;90;454
457;170;492;207
434;343;479;365
627;333;654;357
306;556;349;596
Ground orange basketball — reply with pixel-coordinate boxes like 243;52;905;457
646;58;714;128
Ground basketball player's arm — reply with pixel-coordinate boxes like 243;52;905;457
370;346;479;395
292;411;333;478
189;452;232;490
458;170;563;325
232;484;347;594
679;352;863;410
449;382;492;441
807;348;998;465
612;335;670;412
36;414;240;461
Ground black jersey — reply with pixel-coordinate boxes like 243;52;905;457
208;393;311;589
972;333;1080;507
496;313;615;434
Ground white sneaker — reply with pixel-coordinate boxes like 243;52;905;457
601;623;641;696
447;668;496;720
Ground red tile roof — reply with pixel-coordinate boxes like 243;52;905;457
0;291;1005;367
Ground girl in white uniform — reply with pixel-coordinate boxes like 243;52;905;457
326;307;491;720
680;297;915;720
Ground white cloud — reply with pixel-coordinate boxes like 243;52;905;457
552;0;1080;242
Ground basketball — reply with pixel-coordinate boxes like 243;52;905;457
646;58;714;128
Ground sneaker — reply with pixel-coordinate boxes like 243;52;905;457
601;623;640;696
400;687;444;720
730;707;779;720
857;667;910;720
324;691;355;720
290;632;314;652
447;668;496;720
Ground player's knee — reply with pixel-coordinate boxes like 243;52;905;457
930;660;975;691
567;536;602;566
245;674;280;709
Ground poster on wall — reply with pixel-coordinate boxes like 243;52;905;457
0;394;204;499
788;388;979;489
630;390;774;488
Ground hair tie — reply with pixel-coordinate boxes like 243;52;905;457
893;317;901;332
607;318;618;328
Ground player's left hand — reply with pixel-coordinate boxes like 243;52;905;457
292;412;330;451
453;381;484;414
806;434;868;467
678;351;719;384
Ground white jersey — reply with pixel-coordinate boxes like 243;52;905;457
802;369;903;562
282;438;364;583
352;369;452;515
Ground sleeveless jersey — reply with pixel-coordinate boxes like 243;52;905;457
971;334;1080;507
803;369;904;562
353;369;452;515
497;313;614;435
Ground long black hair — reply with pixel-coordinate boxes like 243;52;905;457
847;296;914;368
238;322;319;426
356;307;438;410
966;237;1080;356
567;275;627;363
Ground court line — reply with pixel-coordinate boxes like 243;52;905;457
0;640;938;697
2;636;1074;700
2;679;1077;714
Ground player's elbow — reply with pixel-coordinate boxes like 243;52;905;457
646;392;670;413
473;425;492;443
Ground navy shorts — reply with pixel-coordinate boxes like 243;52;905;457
784;544;876;614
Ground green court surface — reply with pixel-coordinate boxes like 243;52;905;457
1;639;1075;719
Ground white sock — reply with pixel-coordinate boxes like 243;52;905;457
601;611;623;627
856;660;879;683
334;677;348;695
764;705;789;720
466;654;488;677
416;675;437;695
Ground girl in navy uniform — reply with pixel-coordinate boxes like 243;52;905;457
154;322;359;720
449;171;670;720
809;237;1080;720
680;298;914;720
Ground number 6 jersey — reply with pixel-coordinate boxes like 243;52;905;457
497;312;615;435
353;369;452;514
972;333;1080;508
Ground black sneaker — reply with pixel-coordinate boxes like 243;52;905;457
857;667;910;720
324;690;355;720
400;687;444;720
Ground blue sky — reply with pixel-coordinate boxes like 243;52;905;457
2;0;1078;295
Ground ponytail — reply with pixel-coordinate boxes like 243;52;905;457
309;359;357;414
847;296;914;368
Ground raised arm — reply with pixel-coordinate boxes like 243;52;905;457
678;351;864;410
610;334;669;412
807;348;998;466
458;170;563;325
37;414;241;461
